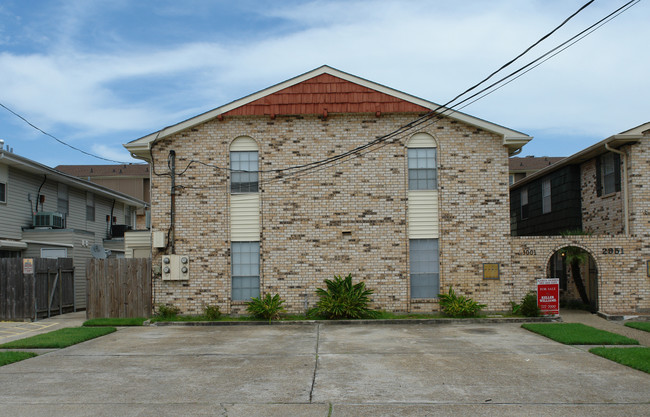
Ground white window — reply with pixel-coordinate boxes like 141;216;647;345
57;184;68;215
231;151;259;193
0;182;5;204
41;248;67;259
125;206;135;227
542;179;551;214
232;242;260;301
520;188;529;219
409;239;439;298
408;148;437;190
601;153;616;195
86;192;95;222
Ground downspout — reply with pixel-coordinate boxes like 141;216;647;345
108;199;116;238
37;175;47;212
605;143;629;235
169;150;176;255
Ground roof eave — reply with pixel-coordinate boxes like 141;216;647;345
510;135;641;190
0;151;146;208
123;65;532;157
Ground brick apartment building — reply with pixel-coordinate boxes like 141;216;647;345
510;122;650;314
124;66;648;315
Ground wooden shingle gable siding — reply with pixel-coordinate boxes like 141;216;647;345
223;73;430;117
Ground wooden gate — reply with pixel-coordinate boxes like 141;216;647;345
86;258;152;319
0;258;75;320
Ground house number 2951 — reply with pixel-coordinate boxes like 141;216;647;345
602;248;624;255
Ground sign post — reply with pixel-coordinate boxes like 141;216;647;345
537;278;559;316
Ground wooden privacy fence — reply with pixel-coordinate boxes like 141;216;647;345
86;258;152;319
0;258;75;321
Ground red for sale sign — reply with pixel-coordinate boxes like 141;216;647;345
537;278;559;316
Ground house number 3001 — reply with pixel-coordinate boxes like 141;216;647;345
602;248;624;255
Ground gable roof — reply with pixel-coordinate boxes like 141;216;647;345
125;65;532;160
510;121;650;190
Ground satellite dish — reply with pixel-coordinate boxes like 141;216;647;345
90;244;107;259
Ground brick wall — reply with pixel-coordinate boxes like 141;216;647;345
628;136;650;237
149;113;516;314
580;159;624;235
511;236;649;314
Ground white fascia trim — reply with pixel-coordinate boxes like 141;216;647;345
124;65;532;156
0;239;28;249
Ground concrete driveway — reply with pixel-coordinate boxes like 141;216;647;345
0;322;648;416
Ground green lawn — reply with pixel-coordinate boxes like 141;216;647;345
625;322;650;333
521;323;639;345
590;347;650;373
0;327;116;349
83;317;147;327
0;351;37;366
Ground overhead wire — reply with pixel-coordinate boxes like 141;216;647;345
0;101;135;164
175;0;610;182
456;0;640;111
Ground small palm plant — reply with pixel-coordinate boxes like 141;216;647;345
246;293;285;323
314;274;378;319
437;286;486;318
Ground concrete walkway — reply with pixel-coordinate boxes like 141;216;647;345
0;311;86;345
560;310;650;346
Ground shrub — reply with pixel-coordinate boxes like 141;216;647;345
246;293;285;322
203;304;221;320
519;291;541;317
437;286;486;318
314;274;378;319
155;303;180;319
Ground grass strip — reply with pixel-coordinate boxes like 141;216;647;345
521;323;639;345
590;347;650;373
83;318;146;327
625;322;650;333
0;327;116;349
0;351;37;366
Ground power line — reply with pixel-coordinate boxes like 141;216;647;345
457;0;640;111
175;0;611;182
258;0;638;184
0;101;134;164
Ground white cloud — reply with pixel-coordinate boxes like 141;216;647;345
0;0;647;164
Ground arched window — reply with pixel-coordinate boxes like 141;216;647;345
407;132;439;299
230;136;259;193
407;133;437;191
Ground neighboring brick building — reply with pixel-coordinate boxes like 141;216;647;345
124;66;647;316
510;122;650;313
509;156;564;185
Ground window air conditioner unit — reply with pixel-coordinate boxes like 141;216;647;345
33;212;65;229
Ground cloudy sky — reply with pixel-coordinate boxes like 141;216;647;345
0;0;646;166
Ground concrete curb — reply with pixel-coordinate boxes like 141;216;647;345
148;316;559;327
597;311;650;321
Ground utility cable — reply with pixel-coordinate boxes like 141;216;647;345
0;101;135;164
262;0;639;183
175;0;607;180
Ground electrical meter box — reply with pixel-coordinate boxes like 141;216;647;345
152;231;166;248
161;255;190;280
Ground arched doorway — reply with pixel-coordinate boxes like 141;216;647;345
547;246;598;312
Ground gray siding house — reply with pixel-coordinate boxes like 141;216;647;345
0;147;146;308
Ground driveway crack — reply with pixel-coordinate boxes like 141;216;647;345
309;323;320;403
